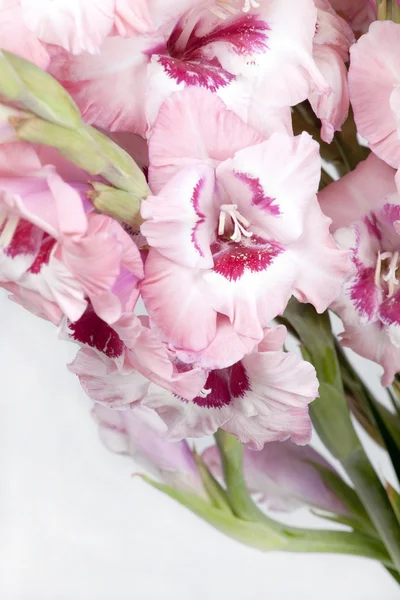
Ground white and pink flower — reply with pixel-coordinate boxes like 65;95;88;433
319;153;400;385
0;143;143;325
47;0;328;136
141;88;351;368
70;323;319;449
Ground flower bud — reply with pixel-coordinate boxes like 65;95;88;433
202;441;348;514
88;183;144;227
8;113;150;196
92;404;205;498
0;50;81;128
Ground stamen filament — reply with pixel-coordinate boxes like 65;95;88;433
0;214;20;246
375;250;400;297
375;251;382;290
198;387;212;398
218;204;253;242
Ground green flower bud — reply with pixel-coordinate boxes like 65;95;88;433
0;51;81;128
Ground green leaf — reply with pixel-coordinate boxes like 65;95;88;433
387;484;400;524
310;462;375;536
311;382;360;460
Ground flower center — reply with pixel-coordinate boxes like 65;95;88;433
210;0;260;19
218;204;253;242
375;250;400;298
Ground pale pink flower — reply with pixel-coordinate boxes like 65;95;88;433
71;325;318;449
319;153;400;385
141;89;351;365
49;0;327;136
144;326;318;448
0;0;49;68
0;143;143;325
309;0;354;143
329;0;376;35
146;0;329;136
92;404;205;497
349;21;400;169
202;440;347;513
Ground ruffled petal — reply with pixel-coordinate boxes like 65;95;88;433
141;250;217;352
148;87;263;193
21;0;115;55
349;21;400;168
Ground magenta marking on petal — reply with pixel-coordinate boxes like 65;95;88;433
192;371;231;408
229;362;250;398
349;266;379;320
28;235;56;274
158;55;234;91
5;219;39;258
69;306;124;359
186;14;270;58
379;291;400;327
382;203;400;227
190;177;207;257
364;212;382;242
235;171;280;215
211;238;283;281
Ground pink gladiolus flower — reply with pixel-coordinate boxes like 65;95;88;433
349;21;400;169
143;326;318;448
141;89;352;365
71;324;318;449
0;0;49;68
92;404;206;497
319;153;400;385
0;143;143;325
48;0;327;136
309;0;354;143
202;440;347;513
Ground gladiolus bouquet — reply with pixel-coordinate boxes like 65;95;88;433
4;0;400;591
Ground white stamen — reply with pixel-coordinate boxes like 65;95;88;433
0;212;7;231
375;251;382;290
242;0;261;12
375;250;400;298
0;214;20;247
198;387;212;398
218;204;253;242
210;0;260;19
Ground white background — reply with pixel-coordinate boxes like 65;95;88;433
1;289;400;599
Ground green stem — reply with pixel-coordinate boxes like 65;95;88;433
283;300;400;572
143;476;395;567
214;429;266;521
